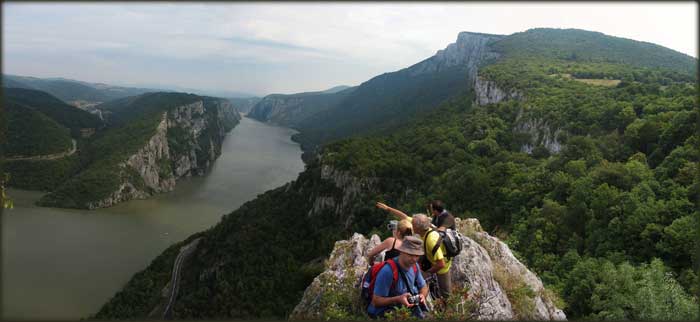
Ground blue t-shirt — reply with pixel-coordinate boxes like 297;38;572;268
367;258;426;317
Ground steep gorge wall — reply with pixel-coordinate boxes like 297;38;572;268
248;96;307;125
83;100;240;209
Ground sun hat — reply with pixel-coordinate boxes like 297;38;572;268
396;235;424;256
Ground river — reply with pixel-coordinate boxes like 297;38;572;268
1;116;305;320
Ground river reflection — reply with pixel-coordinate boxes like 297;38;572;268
2;116;305;320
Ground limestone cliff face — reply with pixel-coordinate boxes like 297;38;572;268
291;218;566;320
248;96;306;125
248;89;352;128
84;99;240;209
473;76;523;106
515;116;563;154
408;32;504;80
307;163;379;229
474;75;563;155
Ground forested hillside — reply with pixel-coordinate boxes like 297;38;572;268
3;88;103;137
95;91;201;126
5;101;73;157
2;88;101;190
491;28;697;77
293;66;472;152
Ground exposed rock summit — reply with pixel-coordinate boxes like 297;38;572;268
409;32;504;79
291;217;566;320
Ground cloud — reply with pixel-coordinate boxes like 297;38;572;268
219;36;330;55
2;2;696;95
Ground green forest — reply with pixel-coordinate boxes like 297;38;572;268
5;101;72;157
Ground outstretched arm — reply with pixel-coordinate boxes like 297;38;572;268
376;202;409;220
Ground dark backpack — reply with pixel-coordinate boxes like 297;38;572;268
427;228;463;259
361;258;418;307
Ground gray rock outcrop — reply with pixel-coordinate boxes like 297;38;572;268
291;218;566;320
307;163;379;229
515;116;563;154
248;89;352;127
474;76;523;106
248;96;307;125
409;32;504;80
473;75;563;155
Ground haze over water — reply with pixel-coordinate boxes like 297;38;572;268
2;116;305;320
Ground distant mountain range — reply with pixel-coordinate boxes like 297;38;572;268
1;74;260;111
2;75;157;108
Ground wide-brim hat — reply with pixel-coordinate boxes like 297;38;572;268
397;235;424;256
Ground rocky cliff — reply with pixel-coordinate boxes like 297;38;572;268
473;76;523;106
514;116;563;155
473;75;563;155
248;88;353;127
409;32;504;80
291;217;566;320
248;96;307;125
66;98;240;209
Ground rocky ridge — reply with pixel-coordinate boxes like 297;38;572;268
409;32;504;80
291;217;566;320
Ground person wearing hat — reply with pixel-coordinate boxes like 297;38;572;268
367;235;429;319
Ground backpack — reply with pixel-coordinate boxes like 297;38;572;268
427;228;463;259
361;258;418;307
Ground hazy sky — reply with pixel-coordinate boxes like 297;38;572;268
3;2;697;96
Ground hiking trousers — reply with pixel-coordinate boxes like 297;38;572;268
422;270;452;299
437;271;451;299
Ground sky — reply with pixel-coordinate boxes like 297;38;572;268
2;2;697;97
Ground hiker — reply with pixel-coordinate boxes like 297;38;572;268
367;219;414;263
427;200;456;231
366;236;429;319
412;214;452;299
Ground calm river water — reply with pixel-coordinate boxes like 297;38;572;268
2;116;305;320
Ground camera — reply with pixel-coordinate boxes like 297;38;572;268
407;294;421;305
387;220;398;231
